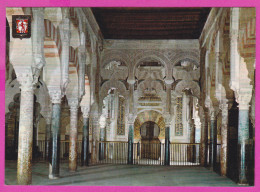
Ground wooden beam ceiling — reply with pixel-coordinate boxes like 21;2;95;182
91;8;211;40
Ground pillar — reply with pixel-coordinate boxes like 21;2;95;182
81;107;90;166
48;90;62;179
189;120;196;162
200;110;208;167
68;100;79;172
128;123;134;164
237;92;252;185
45;114;52;160
16;73;34;185
99;114;106;160
164;126;170;166
220;101;229;176
209;111;217;171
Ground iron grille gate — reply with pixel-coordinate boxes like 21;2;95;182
97;141;200;166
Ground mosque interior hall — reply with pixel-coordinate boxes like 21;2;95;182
4;7;255;186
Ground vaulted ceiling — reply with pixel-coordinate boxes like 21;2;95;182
91;8;211;40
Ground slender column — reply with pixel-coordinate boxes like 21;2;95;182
189;120;196;162
68;100;79;172
200;110;208;166
45;115;52;160
48;90;62;179
237;93;251;185
164;126;170;166
127;123;134;164
81;107;90;166
220;101;228;176
91;108;99;163
210;113;217;171
82;117;90;166
16;73;34;185
99;114;106;160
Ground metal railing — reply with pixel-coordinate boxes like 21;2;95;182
97;141;128;164
170;143;200;166
133;143;165;165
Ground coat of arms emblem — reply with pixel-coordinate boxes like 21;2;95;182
12;15;31;39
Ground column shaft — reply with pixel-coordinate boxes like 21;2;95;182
99;127;105;160
238;109;250;185
165;126;170;166
69;107;78;172
49;104;61;179
221;107;228;176
210;119;217;170
81;117;89;166
128;124;134;164
200;114;208;166
189;122;196;162
17;86;34;185
45;123;51;160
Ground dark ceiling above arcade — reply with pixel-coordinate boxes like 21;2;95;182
91;7;211;40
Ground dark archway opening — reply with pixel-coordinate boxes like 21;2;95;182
140;121;160;159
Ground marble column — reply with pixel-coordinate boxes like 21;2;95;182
200;111;208;167
45;115;52;160
210;113;217;171
220;101;228;176
16;73;34;185
81;107;90;166
68;100;79;172
237;93;252;185
189;120;196;162
48;90;62;179
128;120;134;165
164;126;170;166
99;114;106;161
91;110;99;163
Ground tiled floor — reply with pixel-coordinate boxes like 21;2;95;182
5;160;239;186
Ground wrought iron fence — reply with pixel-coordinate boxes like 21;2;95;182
133;143;165;165
170;143;200;166
97;141;128;164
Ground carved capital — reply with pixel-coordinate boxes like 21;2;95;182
236;88;252;110
68;99;79;112
164;113;172;126
49;89;62;104
16;70;34;92
81;106;90;118
128;113;135;124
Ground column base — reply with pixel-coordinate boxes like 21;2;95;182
238;182;249;186
49;175;59;179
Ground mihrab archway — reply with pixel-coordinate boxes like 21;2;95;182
134;110;165;142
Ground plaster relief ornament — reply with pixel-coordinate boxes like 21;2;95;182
12;15;31;39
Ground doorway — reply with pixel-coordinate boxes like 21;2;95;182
140;121;161;159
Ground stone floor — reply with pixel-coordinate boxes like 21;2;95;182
5;160;239;186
